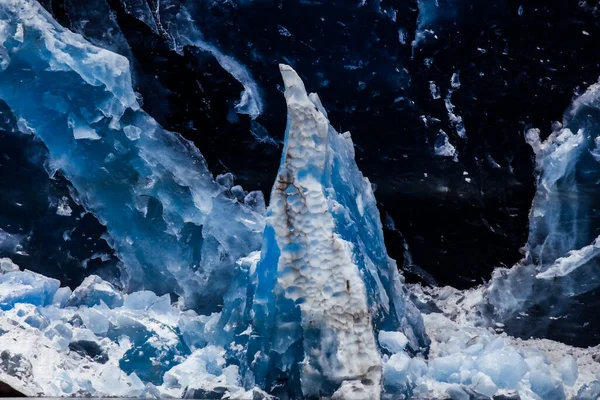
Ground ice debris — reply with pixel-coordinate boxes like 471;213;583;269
0;268;268;398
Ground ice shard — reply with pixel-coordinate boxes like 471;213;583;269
482;82;600;345
117;0;263;119
219;65;428;399
0;0;265;311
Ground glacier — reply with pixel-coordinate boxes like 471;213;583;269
0;1;599;399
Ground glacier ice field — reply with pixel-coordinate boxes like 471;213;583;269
0;0;598;399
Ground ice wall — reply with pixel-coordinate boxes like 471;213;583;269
218;65;429;399
483;82;600;344
0;0;265;312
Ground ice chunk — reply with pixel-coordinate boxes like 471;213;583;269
482;80;600;344
0;270;60;310
434;129;457;159
79;308;110;335
0;0;264;311
123;290;160;310
66;275;124;308
556;355;578;387
576;380;600;400
471;372;498;397
444;72;466;139
0;257;19;273
476;346;528;389
52;287;72;307
55;196;72;216
383;352;411;389
331;380;372;400
379;331;409;353
159;345;241;398
529;370;566;400
430;354;463;382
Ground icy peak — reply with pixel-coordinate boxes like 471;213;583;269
225;64;428;399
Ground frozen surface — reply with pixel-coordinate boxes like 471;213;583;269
0;0;265;311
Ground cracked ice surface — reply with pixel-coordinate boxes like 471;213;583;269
0;0;265;312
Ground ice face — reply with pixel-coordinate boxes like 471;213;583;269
0;0;265;312
217;65;428;399
482;81;600;345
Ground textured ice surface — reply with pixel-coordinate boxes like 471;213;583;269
0;0;265;311
0;261;258;398
482;81;600;343
401;285;600;400
217;65;428;399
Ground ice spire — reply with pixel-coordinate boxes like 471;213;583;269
221;65;428;399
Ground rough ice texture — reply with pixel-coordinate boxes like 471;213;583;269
218;65;428;399
0;0;265;312
399;285;600;400
482;81;600;343
0;269;60;310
